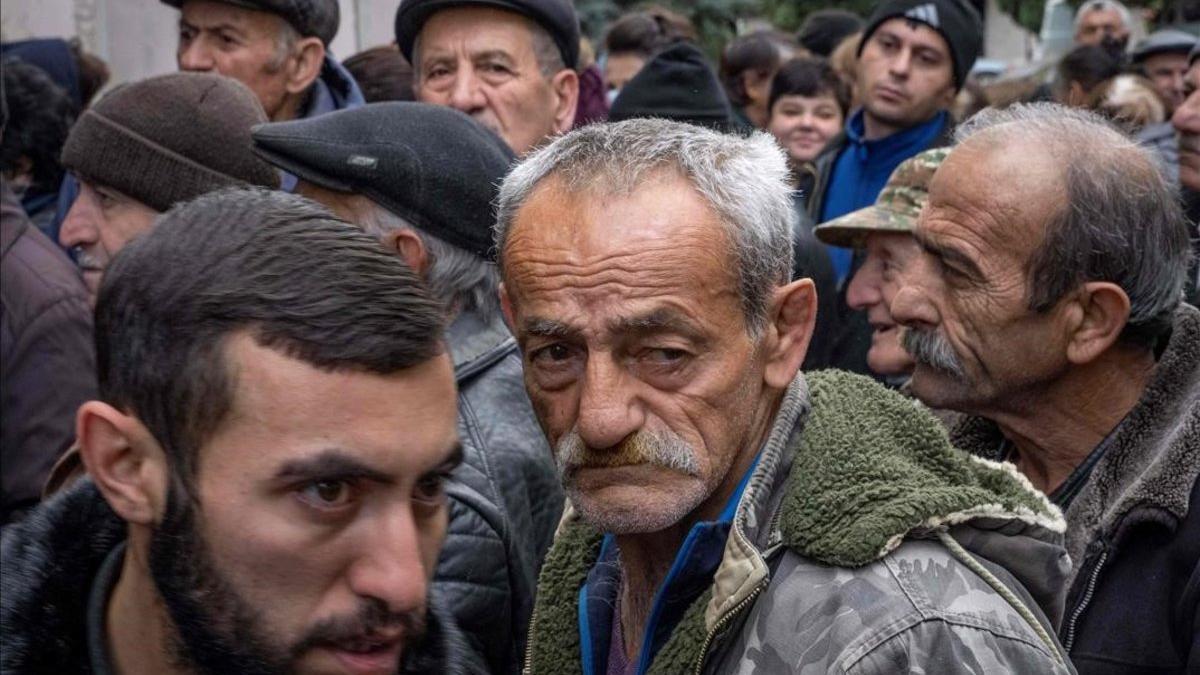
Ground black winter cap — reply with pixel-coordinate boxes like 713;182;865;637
608;42;734;131
61;72;280;212
160;0;340;46
395;0;579;70
858;0;982;91
251;102;514;259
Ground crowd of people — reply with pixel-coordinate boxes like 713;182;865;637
0;0;1196;673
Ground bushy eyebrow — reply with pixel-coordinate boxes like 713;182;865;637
914;229;985;280
523;317;576;338
611;308;706;342
274;443;466;485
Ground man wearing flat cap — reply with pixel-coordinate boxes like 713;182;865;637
162;0;364;128
251;102;563;675
395;0;580;155
1132;29;1198;184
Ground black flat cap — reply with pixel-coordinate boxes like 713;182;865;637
1132;28;1199;64
160;0;340;46
250;102;514;259
609;42;734;130
395;0;579;70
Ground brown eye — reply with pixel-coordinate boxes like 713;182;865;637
298;480;352;509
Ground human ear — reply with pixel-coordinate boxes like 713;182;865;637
550;69;580;134
285;37;326;95
383;229;429;275
77;402;171;525
1064;282;1132;365
762;278;817;388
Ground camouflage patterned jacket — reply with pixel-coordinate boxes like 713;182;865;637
524;371;1076;675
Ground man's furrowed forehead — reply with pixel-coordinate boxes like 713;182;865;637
181;0;284;37
417;6;540;62
874;17;951;57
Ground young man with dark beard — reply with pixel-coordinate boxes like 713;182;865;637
0;189;471;675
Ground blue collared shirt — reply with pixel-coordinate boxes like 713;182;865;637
819;109;948;283
578;455;761;675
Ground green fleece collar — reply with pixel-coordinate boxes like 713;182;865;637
525;370;1064;674
780;370;1063;567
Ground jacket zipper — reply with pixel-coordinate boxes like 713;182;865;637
690;579;769;675
522;600;541;675
1062;549;1108;652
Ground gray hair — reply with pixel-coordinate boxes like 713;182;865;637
355;201;501;320
412;18;565;80
267;19;302;72
954;102;1190;349
1074;0;1131;31
494;118;795;336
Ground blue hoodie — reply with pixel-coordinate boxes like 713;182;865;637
819;109;948;283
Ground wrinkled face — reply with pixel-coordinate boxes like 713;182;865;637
845;231;921;376
891;140;1074;412
177;0;293;119
857;19;955;132
501;172;773;534
58;179;159;303
156;335;460;675
1143;51;1189;113
767;93;844;165
604;52;645;99
1075;8;1129;48
414;6;566;155
1174;62;1200;191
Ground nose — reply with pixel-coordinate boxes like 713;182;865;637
345;507;429;614
575;353;645;451
846;259;883;311
447;69;487;115
178;39;214;72
59;197;98;250
889;48;912;79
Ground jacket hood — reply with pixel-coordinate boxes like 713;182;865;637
781;371;1070;620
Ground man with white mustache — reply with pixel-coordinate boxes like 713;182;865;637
498;118;1073;674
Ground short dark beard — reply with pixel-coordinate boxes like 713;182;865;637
148;482;431;674
148;484;291;675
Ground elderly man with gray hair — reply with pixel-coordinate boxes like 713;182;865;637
892;102;1198;673
1074;0;1133;52
497;118;1074;674
251;102;563;675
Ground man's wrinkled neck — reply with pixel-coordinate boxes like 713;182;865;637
987;346;1156;494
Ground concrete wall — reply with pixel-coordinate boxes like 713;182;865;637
1;0;404;88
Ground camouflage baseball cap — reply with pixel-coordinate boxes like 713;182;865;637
814;147;949;249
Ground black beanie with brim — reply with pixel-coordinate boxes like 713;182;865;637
608;42;735;131
857;0;983;91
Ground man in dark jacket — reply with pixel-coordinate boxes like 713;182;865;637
893;102;1198;673
807;0;980;377
1;175;95;526
251;102;562;675
1;189;471;675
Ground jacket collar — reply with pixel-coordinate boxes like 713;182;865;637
446;307;516;383
1;181;30;258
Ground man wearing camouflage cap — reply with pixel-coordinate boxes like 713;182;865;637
251;102;562;675
163;0;364;128
815;148;947;383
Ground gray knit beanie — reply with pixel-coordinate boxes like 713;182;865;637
61;72;280;212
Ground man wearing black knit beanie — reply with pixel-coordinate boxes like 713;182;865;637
803;0;981;381
58;71;280;303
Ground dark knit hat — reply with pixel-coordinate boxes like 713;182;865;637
395;0;579;70
1131;29;1198;64
797;9;864;58
858;0;982;90
159;0;340;46
608;42;734;130
250;102;514;259
61;72;280;212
